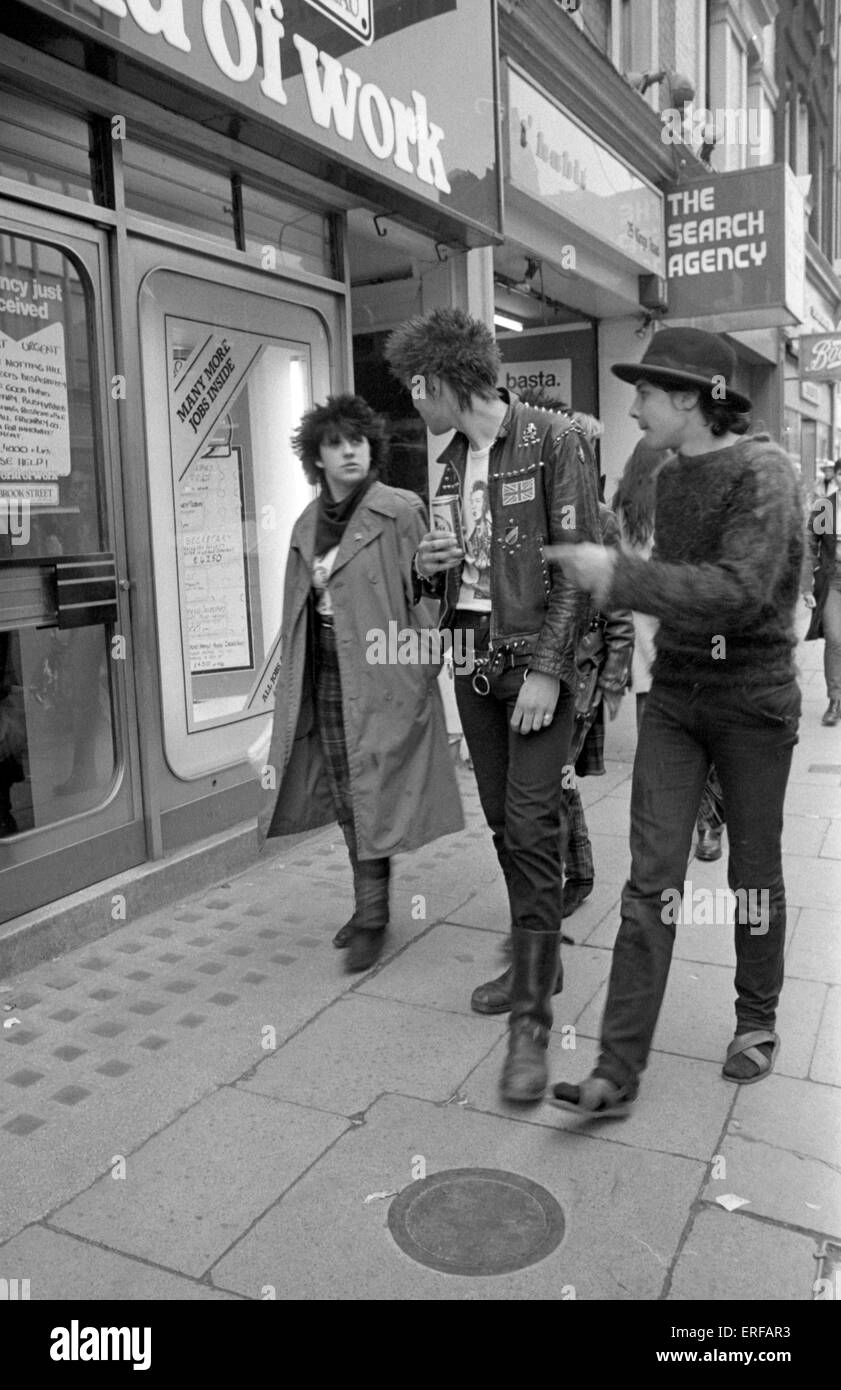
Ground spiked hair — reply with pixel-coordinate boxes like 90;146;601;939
384;307;501;410
291;393;388;487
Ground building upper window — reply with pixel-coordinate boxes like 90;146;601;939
0;90;94;202
241;185;334;281
123;143;237;247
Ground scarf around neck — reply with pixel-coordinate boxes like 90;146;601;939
314;471;377;555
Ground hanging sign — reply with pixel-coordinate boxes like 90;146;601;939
664;164;805;330
800;333;841;381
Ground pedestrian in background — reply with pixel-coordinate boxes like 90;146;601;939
257;394;463;972
804;458;841;726
560;502;634;917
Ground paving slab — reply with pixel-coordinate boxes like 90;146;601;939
577;793;636;838
441;877;514;933
239;993;504;1116
701;1075;841;1236
668;1206;820;1301
783;783;841;819
50;1088;348;1277
575;958;825;1079
819;818;841;858
782;815;831;855
577;763;633;805
209;1093;705;1301
786;908;841;985
811;985;841;1086
577;959;732;1063
358;924;611;1027
0;1224;239;1300
461;1032;734;1161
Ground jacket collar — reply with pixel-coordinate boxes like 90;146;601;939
291;479;396;566
437;389;520;468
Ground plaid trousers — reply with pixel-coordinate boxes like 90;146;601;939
560;783;595;884
315;618;390;928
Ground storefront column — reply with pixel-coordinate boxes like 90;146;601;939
598;316;653;491
420;246;495;327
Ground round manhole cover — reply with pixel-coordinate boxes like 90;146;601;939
387;1168;565;1276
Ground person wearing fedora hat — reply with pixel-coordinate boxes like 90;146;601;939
543;326;804;1116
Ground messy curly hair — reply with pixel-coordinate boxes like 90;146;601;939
291;394;388;487
384;307;501;410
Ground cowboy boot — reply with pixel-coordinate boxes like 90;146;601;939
499;929;560;1103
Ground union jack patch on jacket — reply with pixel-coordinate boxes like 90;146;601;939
502;477;536;507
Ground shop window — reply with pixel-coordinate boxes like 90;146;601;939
0;234;117;835
241;185;335;281
0;90;94;203
124;143;237;247
138;265;336;778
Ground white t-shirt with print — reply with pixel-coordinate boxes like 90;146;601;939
457;445;492;612
313;546;339;617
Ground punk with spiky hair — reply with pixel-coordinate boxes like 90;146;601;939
387;302;602;1105
291;393;389;487
384;307;501;410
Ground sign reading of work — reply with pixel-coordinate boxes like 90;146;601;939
0;307;71;479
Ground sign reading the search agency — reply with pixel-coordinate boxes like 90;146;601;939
664;164;805;330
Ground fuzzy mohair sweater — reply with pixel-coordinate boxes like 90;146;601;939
607;436;804;690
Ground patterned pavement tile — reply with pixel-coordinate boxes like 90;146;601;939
3;1113;46;1135
51;1085;91;1106
6;1069;45;1088
95;1060;132;1078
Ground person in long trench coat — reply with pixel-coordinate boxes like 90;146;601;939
257;394;464;971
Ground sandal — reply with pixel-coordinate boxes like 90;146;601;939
545;1074;634;1119
722;1030;780;1085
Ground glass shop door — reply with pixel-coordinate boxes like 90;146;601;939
132;238;343;785
0;203;141;923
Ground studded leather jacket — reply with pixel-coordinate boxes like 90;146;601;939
414;390;601;690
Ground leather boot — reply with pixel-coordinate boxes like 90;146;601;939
499;929;560;1103
344;855;390;974
471;956;563;1015
822;699;841;727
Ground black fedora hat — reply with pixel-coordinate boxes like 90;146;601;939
611;328;751;412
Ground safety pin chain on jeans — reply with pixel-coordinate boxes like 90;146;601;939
468;644;527;696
